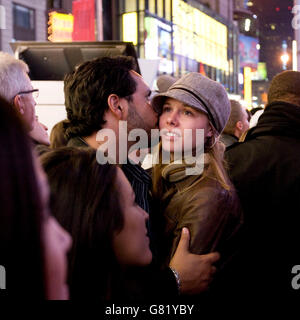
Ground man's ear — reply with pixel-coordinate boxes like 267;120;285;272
13;95;25;114
107;94;124;119
236;120;243;131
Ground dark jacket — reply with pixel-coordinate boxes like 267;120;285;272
220;133;239;148
225;101;300;304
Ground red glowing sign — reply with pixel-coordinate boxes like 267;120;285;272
72;0;95;41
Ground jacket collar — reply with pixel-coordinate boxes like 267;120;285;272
245;101;300;141
67;136;90;148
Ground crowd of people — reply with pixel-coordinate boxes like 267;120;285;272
0;51;299;310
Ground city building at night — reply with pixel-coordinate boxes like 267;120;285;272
1;0;243;94
250;0;294;80
242;0;294;107
46;0;240;94
0;0;47;53
117;0;239;94
233;0;260;107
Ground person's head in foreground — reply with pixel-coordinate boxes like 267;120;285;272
0;96;71;300
40;147;152;300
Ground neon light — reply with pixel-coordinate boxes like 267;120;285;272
122;12;138;45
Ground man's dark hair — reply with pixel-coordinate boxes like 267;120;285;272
64;56;137;139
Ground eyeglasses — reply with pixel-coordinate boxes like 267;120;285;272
17;89;39;99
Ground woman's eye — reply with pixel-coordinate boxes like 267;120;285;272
183;110;193;116
162;106;171;113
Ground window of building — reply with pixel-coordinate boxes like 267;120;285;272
13;3;35;40
165;0;171;20
157;0;164;17
139;0;145;10
145;0;171;19
148;0;156;14
48;0;62;9
125;0;137;12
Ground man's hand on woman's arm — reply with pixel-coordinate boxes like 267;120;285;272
169;227;220;295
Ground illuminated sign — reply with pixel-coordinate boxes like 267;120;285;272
145;17;159;58
48;12;73;42
144;17;173;73
251;62;267;80
122;12;138;45
72;0;95;41
239;34;259;69
172;0;228;71
244;67;252;109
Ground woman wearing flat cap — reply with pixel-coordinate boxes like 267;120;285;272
151;72;243;296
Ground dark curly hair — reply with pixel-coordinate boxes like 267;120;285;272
64;56;137;139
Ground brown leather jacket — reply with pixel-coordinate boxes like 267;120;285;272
154;170;244;274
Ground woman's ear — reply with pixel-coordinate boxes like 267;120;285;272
206;124;213;138
107;94;123;119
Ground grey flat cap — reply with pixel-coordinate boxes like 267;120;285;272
156;75;177;93
152;72;230;135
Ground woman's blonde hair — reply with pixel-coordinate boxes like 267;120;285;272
205;134;231;191
152;127;232;201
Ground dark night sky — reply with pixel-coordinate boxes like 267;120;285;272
249;0;294;80
250;0;293;20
